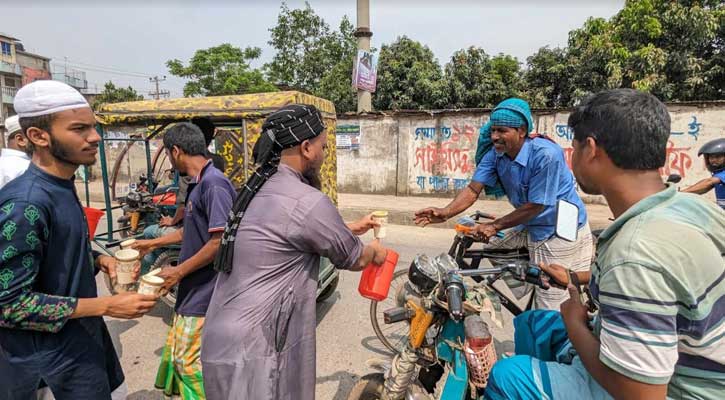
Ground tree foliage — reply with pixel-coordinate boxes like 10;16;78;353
441;47;528;108
527;0;724;105
166;44;277;97
92;81;143;110
373;36;445;110
266;2;358;112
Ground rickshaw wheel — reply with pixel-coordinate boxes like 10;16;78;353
151;250;180;308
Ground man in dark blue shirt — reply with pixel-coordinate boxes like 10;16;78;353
0;80;158;399
132;122;235;399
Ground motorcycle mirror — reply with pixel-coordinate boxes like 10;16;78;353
555;199;579;242
666;174;682;184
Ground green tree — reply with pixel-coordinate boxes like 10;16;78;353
166;44;277;97
92;81;143;109
524;46;573;108
374;36;445;110
441;47;528;108
442;47;495;108
267;3;359;112
562;0;723;103
313;16;358;113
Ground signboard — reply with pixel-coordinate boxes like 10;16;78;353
336;124;361;150
352;50;377;93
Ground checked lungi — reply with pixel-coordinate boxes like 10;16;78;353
155;315;206;399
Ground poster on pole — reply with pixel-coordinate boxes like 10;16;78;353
352;50;377;93
336;124;361;151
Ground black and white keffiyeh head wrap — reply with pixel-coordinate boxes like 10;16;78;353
214;104;326;273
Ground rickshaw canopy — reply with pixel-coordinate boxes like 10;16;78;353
95;91;336;126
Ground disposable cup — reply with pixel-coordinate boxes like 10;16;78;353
120;239;136;249
138;274;164;296
372;211;389;239
115;249;139;285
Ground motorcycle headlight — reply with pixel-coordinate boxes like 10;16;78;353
408;254;439;295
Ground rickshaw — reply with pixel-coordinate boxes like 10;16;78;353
81;91;341;308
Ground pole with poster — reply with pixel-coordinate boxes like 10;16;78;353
352;50;378;94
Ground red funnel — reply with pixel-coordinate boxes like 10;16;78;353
83;207;104;238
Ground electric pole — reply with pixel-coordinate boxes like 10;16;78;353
149;75;169;100
355;0;372;112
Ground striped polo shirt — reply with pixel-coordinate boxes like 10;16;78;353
590;185;725;399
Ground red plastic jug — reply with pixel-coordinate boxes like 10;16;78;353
83;207;105;238
358;249;400;301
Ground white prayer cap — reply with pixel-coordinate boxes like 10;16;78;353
14;80;90;118
4;115;21;134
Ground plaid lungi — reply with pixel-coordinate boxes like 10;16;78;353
484;223;593;310
155;315;206;399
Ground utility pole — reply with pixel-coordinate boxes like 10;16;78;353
355;0;372;113
149;75;169;100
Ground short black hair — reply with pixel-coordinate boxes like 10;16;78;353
568;89;670;170
191;117;215;146
18;114;55;153
163;122;207;156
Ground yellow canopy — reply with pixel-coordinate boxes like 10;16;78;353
96;91;336;125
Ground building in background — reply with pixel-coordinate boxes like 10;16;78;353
0;32;22;127
15;42;51;85
52;65;87;91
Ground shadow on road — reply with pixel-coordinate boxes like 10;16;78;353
317;370;360;400
105;319;139;358
126;389;161;399
360;335;394;357
316;292;341;326
146;300;174;326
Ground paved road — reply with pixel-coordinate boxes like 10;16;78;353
98;224;479;399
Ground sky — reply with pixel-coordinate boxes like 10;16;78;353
4;0;624;98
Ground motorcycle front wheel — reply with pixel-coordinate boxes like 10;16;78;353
347;373;385;400
370;269;414;353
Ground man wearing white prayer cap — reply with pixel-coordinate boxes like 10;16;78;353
0;115;31;189
0;80;158;400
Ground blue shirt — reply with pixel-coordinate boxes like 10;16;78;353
472;137;587;241
0;164;124;396
714;170;725;209
175;161;236;317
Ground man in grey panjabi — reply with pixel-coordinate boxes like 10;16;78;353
201;104;387;400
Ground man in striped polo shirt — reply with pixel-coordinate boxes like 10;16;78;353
485;89;725;399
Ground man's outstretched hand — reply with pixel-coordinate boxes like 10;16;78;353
414;207;448;227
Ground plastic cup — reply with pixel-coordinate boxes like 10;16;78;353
114;249;139;285
372;211;389;239
120;239;136;249
138;274;164;296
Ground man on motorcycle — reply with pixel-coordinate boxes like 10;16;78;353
682;137;725;209
485;89;725;400
415;98;592;310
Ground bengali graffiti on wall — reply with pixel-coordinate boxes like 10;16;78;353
412;121;480;194
547;114;706;181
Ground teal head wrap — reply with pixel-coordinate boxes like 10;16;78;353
474;120;506;199
489;98;534;135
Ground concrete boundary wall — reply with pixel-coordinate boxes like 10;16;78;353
336;102;724;202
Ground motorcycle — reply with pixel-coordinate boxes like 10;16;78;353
370;211;530;355
349;253;559;400
353;200;580;399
